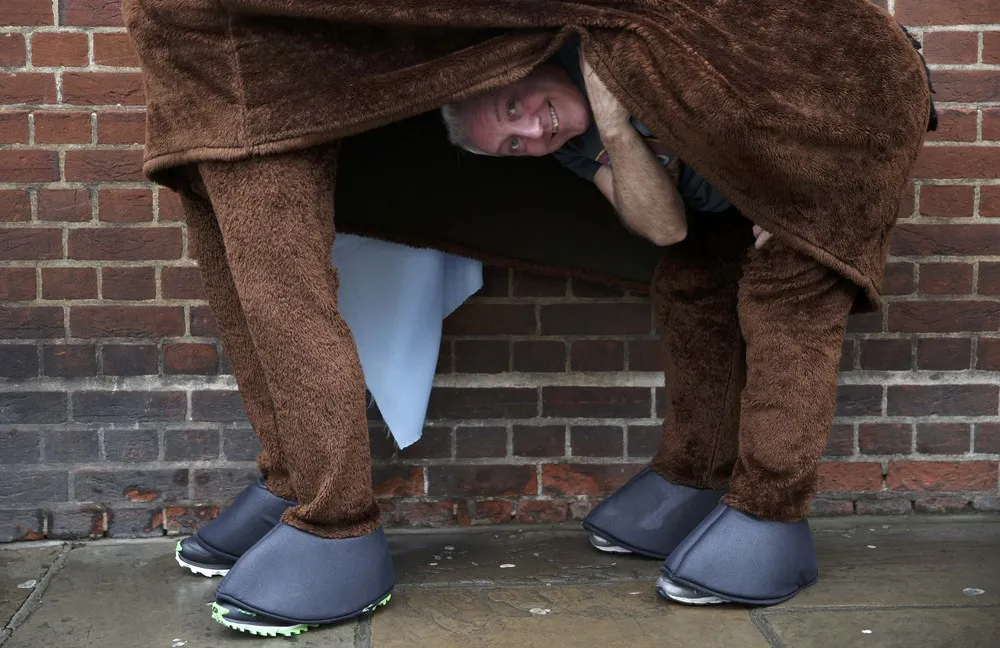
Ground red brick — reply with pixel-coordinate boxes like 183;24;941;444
61;71;144;105
888;301;999;333
512;272;567;297
887;385;998;417
69;227;181;260
542;386;651;418
97;110;145;144
33;111;91;144
101;344;157;375
859;423;912;455
985;32;1000;65
541;302;651;335
859;338;911;370
0;228;62;260
3;1;53;25
163;506;218;535
70;306;184;338
512;340;565;372
160;266;204;300
163;343;217;375
920;31;978;65
570;339;624;371
976;423;1000;453
102;266;155;300
427;465;537;497
0;150;59;183
918;263;973;295
41;267;97;299
977;337;1000;371
190;306;219;337
38;188;91;222
984;108;1000;142
541;463;643;497
887;461;997;492
924;108;977;143
0;33;25;66
456;500;512;526
884;263;914;295
916;423;970;455
454;340;508;373
569;500;598;521
0;72;56;104
372;466;424;498
0;190;31;222
916;337;971;370
516;500;569;523
443;303;535;335
0;268;36;301
93;33;139;67
918;185;974;218
891;224;1000;256
914;497;971;513
913;146;1000;179
983;186;1000;218
0;111;28;144
454;426;506;459
65;149;144;182
816;462;883;492
839;340;855;371
157;189;185;222
58;0;125;27
824;424;855;458
43;344;97;377
896;1;1000;25
897;183;916;218
0;307;64;338
392;501;455;528
30;32;88;67
98;188;153;223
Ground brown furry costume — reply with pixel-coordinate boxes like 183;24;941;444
122;0;932;534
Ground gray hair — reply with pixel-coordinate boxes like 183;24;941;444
440;103;495;156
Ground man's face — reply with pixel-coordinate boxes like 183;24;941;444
459;64;591;156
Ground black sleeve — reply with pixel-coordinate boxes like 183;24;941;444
552;149;602;183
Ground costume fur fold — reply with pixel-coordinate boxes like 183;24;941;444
123;0;932;312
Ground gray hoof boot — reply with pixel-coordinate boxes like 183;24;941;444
212;522;395;637
176;477;295;577
661;503;818;606
582;467;726;559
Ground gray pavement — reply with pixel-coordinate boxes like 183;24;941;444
1;515;998;647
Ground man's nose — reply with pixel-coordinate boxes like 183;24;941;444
511;115;544;139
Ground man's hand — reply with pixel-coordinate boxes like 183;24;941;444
752;225;773;249
579;49;630;134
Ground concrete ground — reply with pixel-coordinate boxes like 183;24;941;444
1;515;998;648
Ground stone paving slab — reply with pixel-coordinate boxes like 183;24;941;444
0;546;60;629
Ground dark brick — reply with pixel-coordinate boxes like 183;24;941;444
427;388;537;419
399;426;452;459
0;228;61;261
0;509;45;543
191;468;257;500
916;424;970;455
887;385;998;417
915;497;971;514
101;344;158;375
824;424;855;457
570;425;624;457
392;501;455;527
454;340;509;373
104;429;159;462
916;338;971;370
372;466;424;498
455;499;513;526
48;505;106;539
840;339;856;370
0;392;68;424
43;344;97;377
655;386;667;418
884;262;915;295
427;465;537;497
571;278;627;298
107;507;163;538
835;385;883;417
570;340;624;371
859;423;913;455
41;267;97;299
73;391;187;423
443;304;536;335
164;506;218;535
368;424;397;460
513;272;567;297
0;307;64;338
190;306;220;337
540;303;651;335
161;266;206;300
542;463;644;496
846;310;883;334
542;387;651;418
975;424;1000;454
455;426;507;458
163;343;218;375
68;227;180;261
627;339;664;372
0;267;35;300
512;340;566;372
37;188;91;222
979;338;1000;371
0;471;68;505
102;266;156;300
0;344;38;378
0;429;40;464
516;500;569;523
808;499;854;516
888;301;999;333
44;429;99;462
223;427;263;461
856;499;913;515
71;306;184;338
436;340;452;374
478;266;510;297
918;263;973;295
75;469;188;503
191;391;249;423
627;424;661;458
513;425;565;457
164;429;220;461
859;339;911;370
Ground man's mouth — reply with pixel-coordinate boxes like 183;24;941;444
548;101;559;137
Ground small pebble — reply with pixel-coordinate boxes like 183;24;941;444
529;608;551;615
500;564;516;568
429;563;438;566
867;545;877;549
963;588;985;596
16;580;36;589
444;545;455;551
171;640;187;648
861;630;873;635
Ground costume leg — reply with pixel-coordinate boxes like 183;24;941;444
660;241;856;606
583;211;752;559
186;147;393;635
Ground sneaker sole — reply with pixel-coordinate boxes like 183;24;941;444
655;576;726;606
589;533;633;555
174;541;231;578
211;593;393;637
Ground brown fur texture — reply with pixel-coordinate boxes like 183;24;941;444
651;209;856;521
178;146;381;539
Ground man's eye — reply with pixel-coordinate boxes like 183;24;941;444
510;136;520;152
506;99;516;116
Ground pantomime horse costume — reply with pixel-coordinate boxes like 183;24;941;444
122;0;935;636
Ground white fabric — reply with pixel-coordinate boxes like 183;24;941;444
331;234;482;448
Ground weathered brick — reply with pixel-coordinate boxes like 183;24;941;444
0;393;67;424
924;108;977;143
516;500;569;523
512;425;565;457
102;267;156;301
427;465;537;497
0;73;56;105
41;267;98;300
191;391;249;423
918;185;974;217
93;33;139;67
38;188;91;222
855;499;912;515
398;426;451;459
0;307;64;339
48;505;107;540
916;423;970;455
106;507;163;538
71;306;184;338
453;340;508;373
163;506;218;535
888;301;999;333
222;427;263;461
981;264;1000;296
0;345;38;379
443;303;536;335
58;0;124;26
816;462;883;492
69;227;181;260
75;469;188;503
0;268;36;301
987;32;1000;66
512;340;565;372
0;471;68;505
191;468;257;500
163;343;218;375
72;391;186;423
0;34;27;66
542;387;650;418
455;426;507;459
808;499;854;516
916;337;971;370
920;31;978;65
913;145;1000;179
887;385;998;417
161;266;205;300
372;466;424;498
392;501;455;528
97;110;146;145
984;186;1000;218
824;424;855;458
103;429;159;462
570;339;624;371
541;463;643;497
101;344;158;375
0;429;40;464
43;429;99;463
887;461;997;492
895;1;1000;25
571;425;624;457
456;499;512;526
164;429;220;461
627;338;664;371
0;190;31;223
512;272;567;297
891;224;1000;256
859;423;912;455
33;110;90;144
64;149;145;183
0;228;62;261
427;388;537;420
0;110;28;143
62;72;144;105
918;263;973;295
627;424;660;458
859;339;911;371
0;509;45;543
43;344;97;377
98;188;153;223
974;424;1000;454
835;385;883;417
540;302;651;335
914;497;971;514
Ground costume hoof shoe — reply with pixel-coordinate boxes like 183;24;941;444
174;540;230;577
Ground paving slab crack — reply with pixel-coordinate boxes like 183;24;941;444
354;617;373;648
0;543;73;648
750;610;787;648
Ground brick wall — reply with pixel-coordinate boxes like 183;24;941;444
1;1;998;542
